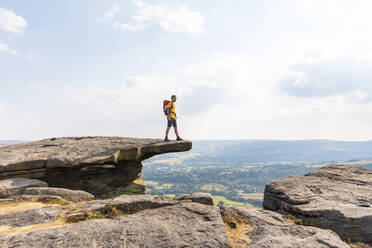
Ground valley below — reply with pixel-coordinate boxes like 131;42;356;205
143;140;372;207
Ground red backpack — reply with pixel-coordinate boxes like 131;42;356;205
163;100;172;116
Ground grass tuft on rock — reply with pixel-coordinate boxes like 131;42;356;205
66;205;124;223
222;214;253;248
348;242;371;248
283;214;303;225
38;198;70;206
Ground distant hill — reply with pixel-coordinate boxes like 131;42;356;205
3;139;372;166
0;140;27;147
145;139;372;167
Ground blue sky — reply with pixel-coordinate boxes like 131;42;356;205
1;0;372;140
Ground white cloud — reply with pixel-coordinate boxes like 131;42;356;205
129;0;205;34
103;0;205;35
0;8;27;33
68;57;237;116
279;57;372;102
26;53;36;59
118;23;146;31
0;42;19;56
103;4;120;19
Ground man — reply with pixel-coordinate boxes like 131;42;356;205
164;95;183;142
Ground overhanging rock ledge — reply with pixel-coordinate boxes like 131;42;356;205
0;137;192;198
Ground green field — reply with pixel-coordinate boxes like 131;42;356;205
143;181;174;190
237;193;264;200
212;195;252;206
200;183;226;192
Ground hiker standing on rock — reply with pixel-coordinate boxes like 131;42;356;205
163;95;183;142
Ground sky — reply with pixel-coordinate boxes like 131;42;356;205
1;0;372;141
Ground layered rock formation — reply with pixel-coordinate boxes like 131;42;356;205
0;137;191;198
263;164;372;245
0;192;229;247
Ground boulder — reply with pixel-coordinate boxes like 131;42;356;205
222;205;349;248
24;187;94;203
176;193;214;206
0;137;192;198
263;164;372;245
0;178;47;198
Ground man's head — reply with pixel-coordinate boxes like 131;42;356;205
171;95;177;102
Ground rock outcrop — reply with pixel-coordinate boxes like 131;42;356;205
0;193;229;248
3;137;370;247
263;164;372;245
0;137;192;198
221;205;349;248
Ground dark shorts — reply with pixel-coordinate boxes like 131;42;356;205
167;118;177;127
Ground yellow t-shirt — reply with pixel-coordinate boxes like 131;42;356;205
167;101;176;119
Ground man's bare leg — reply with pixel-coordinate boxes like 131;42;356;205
166;126;171;137
174;126;179;137
174;127;183;140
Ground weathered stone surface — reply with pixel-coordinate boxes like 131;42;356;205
24;187;94;203
0;178;47;198
0;194;228;248
0;137;191;198
222;206;349;248
263;164;372;244
176;193;214;206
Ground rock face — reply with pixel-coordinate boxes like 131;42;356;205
0;137;192;198
0;193;229;248
221;205;349;248
263;164;372;245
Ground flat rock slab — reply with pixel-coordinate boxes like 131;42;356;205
0;194;228;248
0;178;47;198
222;206;349;248
0;137;192;171
263;164;372;244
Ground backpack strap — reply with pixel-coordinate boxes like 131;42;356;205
169;102;176;118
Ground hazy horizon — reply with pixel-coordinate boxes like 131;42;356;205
2;137;372;143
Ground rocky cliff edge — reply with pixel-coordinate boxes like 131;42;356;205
0;137;192;198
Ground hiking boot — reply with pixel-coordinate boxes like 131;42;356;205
176;136;183;141
164;136;169;142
